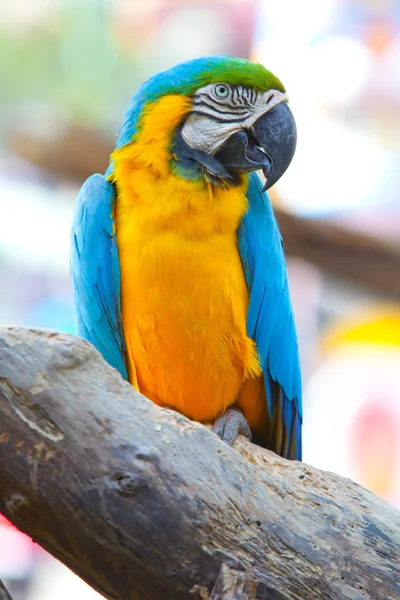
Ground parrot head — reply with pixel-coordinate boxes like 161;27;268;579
112;57;296;190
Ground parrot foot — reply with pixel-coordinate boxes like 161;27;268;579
213;408;252;446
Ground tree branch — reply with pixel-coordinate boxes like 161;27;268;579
274;205;400;298
11;127;400;297
0;579;13;600
0;327;399;600
192;564;257;599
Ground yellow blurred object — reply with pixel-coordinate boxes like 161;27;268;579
304;305;400;507
321;307;400;351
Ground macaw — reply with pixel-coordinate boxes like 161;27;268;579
71;56;302;460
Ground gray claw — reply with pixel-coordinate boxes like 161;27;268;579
213;408;252;446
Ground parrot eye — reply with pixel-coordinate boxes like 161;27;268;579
213;84;230;99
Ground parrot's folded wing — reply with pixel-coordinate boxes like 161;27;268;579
70;174;127;379
239;172;302;460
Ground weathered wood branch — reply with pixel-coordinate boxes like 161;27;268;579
0;327;399;600
193;564;257;600
11;127;400;297
0;579;13;600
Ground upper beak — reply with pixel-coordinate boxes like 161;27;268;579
214;101;297;191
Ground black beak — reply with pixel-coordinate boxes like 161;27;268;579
214;101;297;191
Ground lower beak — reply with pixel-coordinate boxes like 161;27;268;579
214;101;297;191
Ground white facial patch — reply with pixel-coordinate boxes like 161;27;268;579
181;84;288;155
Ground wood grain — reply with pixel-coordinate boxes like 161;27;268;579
0;327;399;600
0;580;13;600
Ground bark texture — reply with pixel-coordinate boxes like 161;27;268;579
193;564;257;599
0;580;13;600
0;327;399;600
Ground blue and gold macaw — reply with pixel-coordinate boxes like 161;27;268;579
71;56;302;460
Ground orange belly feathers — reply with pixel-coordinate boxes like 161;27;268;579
110;96;267;431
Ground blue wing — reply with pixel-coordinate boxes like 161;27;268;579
238;172;302;460
70;174;127;379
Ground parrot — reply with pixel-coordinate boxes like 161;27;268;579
70;56;302;460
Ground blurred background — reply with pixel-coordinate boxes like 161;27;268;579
0;0;399;598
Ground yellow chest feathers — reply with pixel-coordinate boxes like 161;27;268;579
109;96;261;421
110;95;249;237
